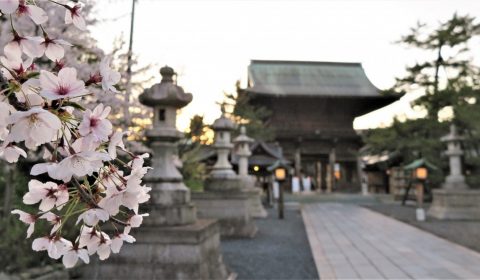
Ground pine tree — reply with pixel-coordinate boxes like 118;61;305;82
224;81;274;141
362;14;480;186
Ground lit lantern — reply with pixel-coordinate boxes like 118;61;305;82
253;165;260;172
275;168;287;182
415;167;428;180
334;163;341;180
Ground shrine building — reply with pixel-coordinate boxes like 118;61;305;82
243;60;399;192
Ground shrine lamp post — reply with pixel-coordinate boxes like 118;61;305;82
268;160;290;220
414;165;428;213
404;158;437;221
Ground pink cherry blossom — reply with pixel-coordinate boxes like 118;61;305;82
40;68;87;100
17;1;48;24
79;104;112;142
99;56;121;93
2;2;152;266
7;107;61;149
65;4;86;31
0;0;19;14
0;50;32;80
11;209;36;238
23;180;69;212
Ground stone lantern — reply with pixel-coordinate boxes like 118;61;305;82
139;66;195;222
429;124;480;220
93;66;229;279
210;107;237;178
192;109;258;237
440;124;468;189
233;126;268;218
233;126;254;177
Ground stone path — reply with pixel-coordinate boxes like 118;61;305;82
302;203;480;279
221;207;318;279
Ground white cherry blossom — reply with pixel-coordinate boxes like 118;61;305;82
53;140;111;182
0;102;10;140
111;230;135;254
17;1;48;24
0;0;19;14
76;208;109;226
129;153;150;170
79;226;111;259
30;160;58;180
37;37;72;62
40;68;87;100
39;212;62;234
4;35;44;58
32;236;69;259
11;209;36;238
0;142;27;163
23;180;69;212
7;107;61;149
99;56;121;92
14;78;44;106
65;4;86;31
108;131;126;159
62;244;89;268
129;213;149;228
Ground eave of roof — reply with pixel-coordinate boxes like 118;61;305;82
246;59;390;98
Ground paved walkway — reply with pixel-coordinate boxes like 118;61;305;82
302;203;480;279
221;207;318;279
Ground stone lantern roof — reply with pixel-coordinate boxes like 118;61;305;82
139;66;192;108
233;126;254;144
212;114;236;131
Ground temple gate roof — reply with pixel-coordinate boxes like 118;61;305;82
247;60;388;98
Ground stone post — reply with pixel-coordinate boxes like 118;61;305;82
93;66;229;279
429;124;480;220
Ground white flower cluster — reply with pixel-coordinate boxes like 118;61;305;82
0;0;151;268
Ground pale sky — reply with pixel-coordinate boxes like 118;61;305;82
92;0;480;131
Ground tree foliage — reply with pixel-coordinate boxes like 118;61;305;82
224;81;274;141
362;14;480;186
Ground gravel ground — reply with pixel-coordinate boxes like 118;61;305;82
365;203;480;253
221;207;319;280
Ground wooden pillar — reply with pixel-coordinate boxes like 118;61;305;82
327;147;336;193
315;161;322;191
357;157;368;196
294;147;301;177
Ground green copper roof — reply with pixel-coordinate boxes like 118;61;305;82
247;60;383;97
403;158;439;170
